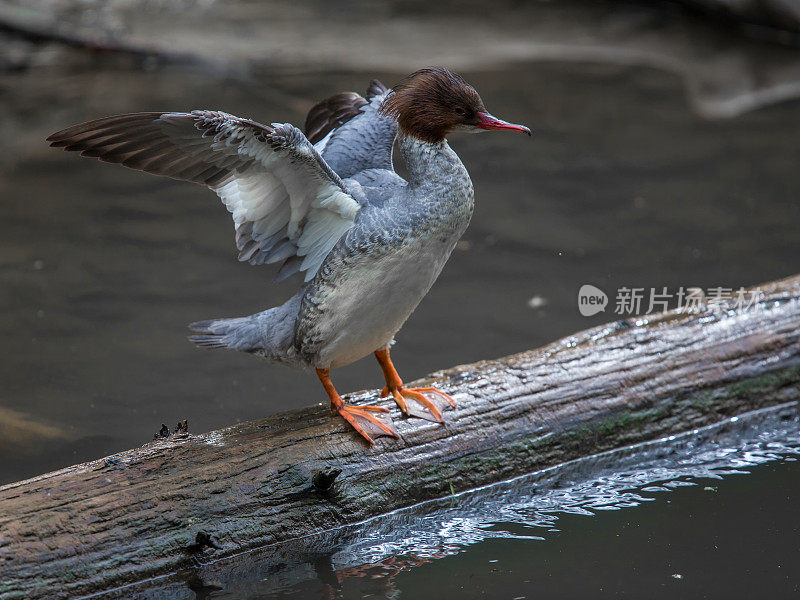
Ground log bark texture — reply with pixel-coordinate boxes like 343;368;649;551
1;275;800;600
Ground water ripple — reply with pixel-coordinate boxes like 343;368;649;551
330;403;800;568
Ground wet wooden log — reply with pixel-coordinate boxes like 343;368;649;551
1;274;800;600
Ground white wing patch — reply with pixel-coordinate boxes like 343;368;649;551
216;160;358;280
217;126;361;281
174;114;360;280
296;187;361;280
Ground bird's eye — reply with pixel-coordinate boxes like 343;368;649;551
455;107;466;116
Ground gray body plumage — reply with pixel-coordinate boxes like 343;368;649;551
47;84;475;371
193;93;475;369
295;136;474;368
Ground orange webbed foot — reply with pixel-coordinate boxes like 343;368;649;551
374;348;456;424
317;367;399;445
335;402;399;445
380;385;456;423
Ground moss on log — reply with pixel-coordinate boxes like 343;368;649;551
1;275;799;600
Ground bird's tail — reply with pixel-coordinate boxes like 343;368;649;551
187;294;302;365
188;316;262;352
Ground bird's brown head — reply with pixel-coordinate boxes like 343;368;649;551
380;67;531;144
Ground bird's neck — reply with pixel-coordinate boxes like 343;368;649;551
399;135;469;189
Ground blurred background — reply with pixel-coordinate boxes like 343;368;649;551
1;0;800;484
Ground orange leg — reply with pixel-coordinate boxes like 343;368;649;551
374;349;456;423
316;368;398;445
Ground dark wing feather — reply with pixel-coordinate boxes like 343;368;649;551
304;80;390;146
365;79;388;101
47;112;262;186
304;92;368;145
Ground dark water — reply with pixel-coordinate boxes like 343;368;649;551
2;56;800;484
107;404;800;599
386;460;800;600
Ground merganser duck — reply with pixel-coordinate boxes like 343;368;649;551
47;68;531;445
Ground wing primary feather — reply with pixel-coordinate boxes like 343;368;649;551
50;110;361;281
274;256;303;282
265;240;297;264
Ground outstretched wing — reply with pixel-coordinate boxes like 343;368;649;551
47;111;361;282
304;80;398;179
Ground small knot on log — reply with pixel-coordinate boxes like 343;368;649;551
312;468;342;493
186;531;221;554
